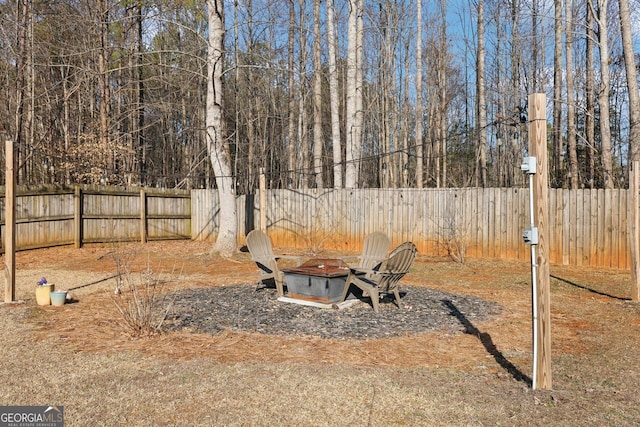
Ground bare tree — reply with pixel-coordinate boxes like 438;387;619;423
594;0;614;188
552;0;563;187
438;0;448;187
566;0;578;189
298;0;310;189
345;0;360;188
206;0;237;255
618;0;640;162
476;0;487;187
13;0;29;182
98;0;112;179
327;0;342;188
586;1;597;187
312;0;323;188
415;0;424;188
288;0;297;188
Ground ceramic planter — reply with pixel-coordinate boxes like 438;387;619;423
50;290;67;307
35;284;55;306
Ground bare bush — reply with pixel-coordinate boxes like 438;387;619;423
109;246;179;337
439;203;474;264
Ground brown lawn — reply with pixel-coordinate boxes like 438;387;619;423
1;241;639;426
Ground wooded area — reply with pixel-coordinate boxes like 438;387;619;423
1;0;639;192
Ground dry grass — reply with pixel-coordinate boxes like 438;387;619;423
1;241;639;426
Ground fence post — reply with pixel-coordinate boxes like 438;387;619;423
4;141;15;303
630;161;640;301
529;93;552;389
259;168;266;231
74;186;83;248
140;189;148;243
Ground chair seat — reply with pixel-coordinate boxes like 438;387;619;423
341;242;417;312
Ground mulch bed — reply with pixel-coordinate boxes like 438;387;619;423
167;284;503;340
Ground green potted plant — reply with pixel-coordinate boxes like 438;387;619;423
35;277;55;306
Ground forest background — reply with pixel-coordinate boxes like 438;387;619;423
1;0;639;194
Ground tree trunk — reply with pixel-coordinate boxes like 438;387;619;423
415;0;424;188
14;0;28;184
586;2;596;188
476;0;487;187
98;0;111;179
438;0;447;187
552;0;563;187
618;0;640;163
312;0;323;189
288;0;296;188
298;0;309;189
355;0;363;185
532;0;540;92
327;0;342;188
206;0;237;255
596;0;614;189
345;0;359;188
566;0;578;189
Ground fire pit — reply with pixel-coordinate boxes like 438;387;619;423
281;258;351;305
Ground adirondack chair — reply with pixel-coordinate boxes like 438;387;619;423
358;231;391;270
341;231;391;273
246;229;301;297
340;241;417;312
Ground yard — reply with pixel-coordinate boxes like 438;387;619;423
1;240;639;426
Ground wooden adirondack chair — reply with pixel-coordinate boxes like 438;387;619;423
340;241;417;312
246;229;301;297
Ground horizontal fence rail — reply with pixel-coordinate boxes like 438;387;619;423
192;187;630;269
0;186;631;269
0;185;190;252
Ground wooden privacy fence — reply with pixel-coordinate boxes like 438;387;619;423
0;186;190;252
192;187;631;269
0;186;631;269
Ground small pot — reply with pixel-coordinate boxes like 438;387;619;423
35;284;55;306
50;290;67;307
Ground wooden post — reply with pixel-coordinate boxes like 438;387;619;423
140;189;148;243
4;141;16;303
630;161;640;301
529;93;552;389
259;168;266;232
74;185;83;248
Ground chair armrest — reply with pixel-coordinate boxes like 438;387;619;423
348;267;376;275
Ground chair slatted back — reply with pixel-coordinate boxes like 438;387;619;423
359;231;391;270
246;230;278;275
375;242;417;293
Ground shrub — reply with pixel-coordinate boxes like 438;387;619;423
109;246;179;337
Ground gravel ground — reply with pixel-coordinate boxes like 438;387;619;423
167;284;503;340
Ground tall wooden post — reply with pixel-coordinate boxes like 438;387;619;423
4;141;16;303
529;93;552;389
74;185;83;248
259;168;266;232
630;161;640;301
140;189;148;243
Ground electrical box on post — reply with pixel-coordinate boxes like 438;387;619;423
522;227;539;245
521;156;537;175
